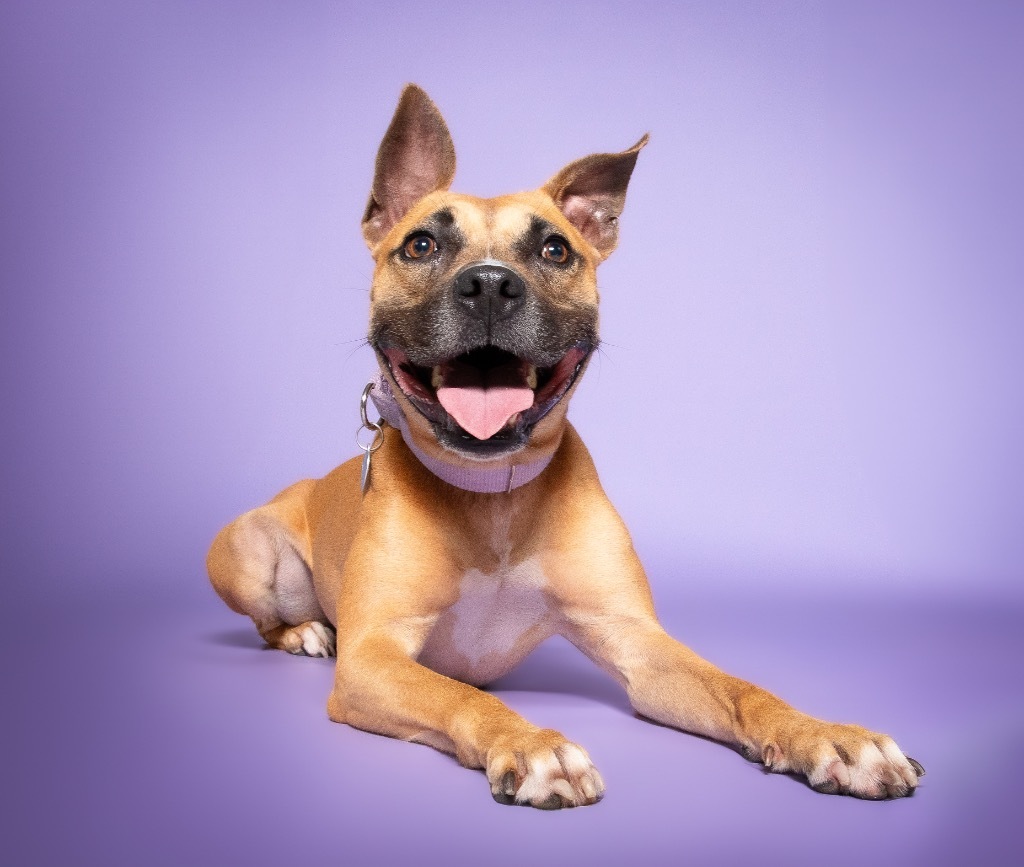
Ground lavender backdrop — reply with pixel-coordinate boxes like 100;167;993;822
2;1;1021;865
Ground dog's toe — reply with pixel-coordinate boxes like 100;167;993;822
767;720;922;799
266;621;336;657
486;730;604;809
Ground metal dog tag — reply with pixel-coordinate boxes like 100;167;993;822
356;382;384;495
359;448;372;493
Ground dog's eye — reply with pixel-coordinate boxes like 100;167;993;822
404;234;437;259
540;236;570;264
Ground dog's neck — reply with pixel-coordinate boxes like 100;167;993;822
369;376;554;494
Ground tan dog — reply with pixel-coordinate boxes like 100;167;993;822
208;84;924;809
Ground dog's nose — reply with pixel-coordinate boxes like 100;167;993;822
453;263;526;323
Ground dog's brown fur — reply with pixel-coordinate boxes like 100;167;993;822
208;84;923;808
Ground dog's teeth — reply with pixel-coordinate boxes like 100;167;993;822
526;365;538;390
431;366;443;389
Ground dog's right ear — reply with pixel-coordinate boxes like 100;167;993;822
362;84;456;249
542;134;648;260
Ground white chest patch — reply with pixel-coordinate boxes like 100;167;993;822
418;557;552;683
450;559;549;664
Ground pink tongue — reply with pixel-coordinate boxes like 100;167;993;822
436;363;534;440
437;386;533;440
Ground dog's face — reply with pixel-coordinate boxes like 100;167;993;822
363;85;645;462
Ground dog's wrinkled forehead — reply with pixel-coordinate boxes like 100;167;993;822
440;197;567;251
401;190;574;244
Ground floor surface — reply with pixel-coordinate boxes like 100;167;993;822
6;570;1021;866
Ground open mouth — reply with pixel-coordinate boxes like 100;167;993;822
379;342;591;450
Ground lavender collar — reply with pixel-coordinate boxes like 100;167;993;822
367;375;554;494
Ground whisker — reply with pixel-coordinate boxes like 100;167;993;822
343;341;372;364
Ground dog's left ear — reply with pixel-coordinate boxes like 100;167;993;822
362;84;457;249
543;133;649;259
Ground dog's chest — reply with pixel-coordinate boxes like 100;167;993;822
417;557;553;686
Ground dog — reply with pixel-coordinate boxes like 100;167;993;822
207;84;924;809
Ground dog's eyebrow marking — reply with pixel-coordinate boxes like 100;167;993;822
512;215;564;260
531;215;557;238
396;207;465;259
431;208;455;228
410;208;458;236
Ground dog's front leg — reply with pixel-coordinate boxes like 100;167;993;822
324;542;604;809
580;617;922;798
329;634;603;808
549;519;923;799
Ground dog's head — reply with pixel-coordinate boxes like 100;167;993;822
364;85;646;464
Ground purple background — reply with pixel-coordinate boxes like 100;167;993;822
2;1;1021;864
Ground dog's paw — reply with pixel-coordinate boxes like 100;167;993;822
267;621;336;658
486;729;604;809
761;718;924;799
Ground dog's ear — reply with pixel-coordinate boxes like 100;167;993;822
542;134;649;259
362;84;456;249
